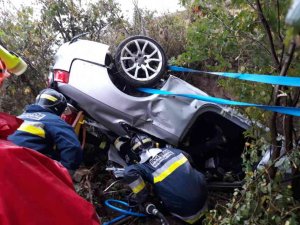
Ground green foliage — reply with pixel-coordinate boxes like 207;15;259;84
39;0;124;43
0;4;52;114
204;139;300;224
0;0;127;114
175;0;297;124
177;0;300;224
142;11;188;59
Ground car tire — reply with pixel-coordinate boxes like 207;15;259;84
114;36;167;87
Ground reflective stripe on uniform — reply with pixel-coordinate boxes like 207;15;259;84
18;123;46;138
129;176;146;194
152;153;187;183
171;202;207;224
39;93;57;102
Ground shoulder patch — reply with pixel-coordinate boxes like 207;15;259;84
149;149;174;168
19;112;46;121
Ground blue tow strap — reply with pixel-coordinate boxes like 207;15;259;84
138;88;300;117
168;65;300;87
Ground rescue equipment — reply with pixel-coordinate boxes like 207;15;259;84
168;65;300;87
103;199;169;225
103;199;145;225
0;45;27;75
138;88;300;117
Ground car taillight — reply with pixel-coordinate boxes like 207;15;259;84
54;70;70;83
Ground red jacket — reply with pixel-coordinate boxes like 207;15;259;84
0;112;100;225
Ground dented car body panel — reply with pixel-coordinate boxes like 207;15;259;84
54;39;250;145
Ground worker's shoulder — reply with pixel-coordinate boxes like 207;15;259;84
20;111;58;121
42;113;70;127
161;147;183;156
124;163;142;174
20;105;56;121
20;112;46;120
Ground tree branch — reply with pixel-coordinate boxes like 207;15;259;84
292;89;300;107
276;0;285;66
255;0;280;69
210;11;273;56
54;0;71;41
269;39;296;178
245;0;256;11
69;0;76;38
109;3;130;35
276;0;284;43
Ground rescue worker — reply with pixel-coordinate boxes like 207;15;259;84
0;46;100;225
8;88;83;175
114;133;208;224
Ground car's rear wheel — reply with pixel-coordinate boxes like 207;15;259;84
114;36;167;87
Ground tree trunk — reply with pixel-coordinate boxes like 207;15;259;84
269;40;296;178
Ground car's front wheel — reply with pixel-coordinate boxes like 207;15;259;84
114;35;167;87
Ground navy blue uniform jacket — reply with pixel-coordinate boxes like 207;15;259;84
8;104;82;170
124;147;207;224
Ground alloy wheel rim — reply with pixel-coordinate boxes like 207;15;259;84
120;39;163;81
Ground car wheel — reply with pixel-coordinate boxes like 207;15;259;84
114;36;167;87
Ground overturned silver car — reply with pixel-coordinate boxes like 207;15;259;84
50;35;253;187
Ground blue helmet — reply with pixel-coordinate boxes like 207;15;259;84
35;88;67;116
